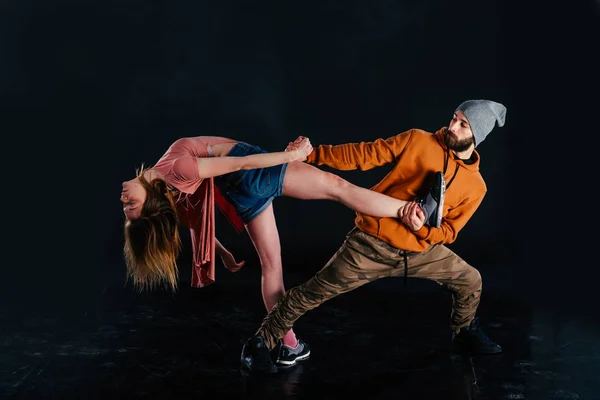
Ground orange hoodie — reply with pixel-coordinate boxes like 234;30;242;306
306;128;487;252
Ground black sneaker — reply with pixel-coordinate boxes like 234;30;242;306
415;171;445;228
276;337;311;366
452;317;502;354
240;334;278;374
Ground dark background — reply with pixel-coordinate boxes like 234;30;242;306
2;0;598;316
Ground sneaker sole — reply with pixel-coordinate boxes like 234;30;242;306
241;360;278;374
276;351;311;366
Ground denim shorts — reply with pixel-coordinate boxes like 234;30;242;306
214;142;288;224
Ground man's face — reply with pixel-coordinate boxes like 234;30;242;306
444;110;475;152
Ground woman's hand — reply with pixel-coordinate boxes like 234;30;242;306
285;136;313;161
285;135;305;151
219;250;245;273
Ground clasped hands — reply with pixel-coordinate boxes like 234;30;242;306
285;136;313;161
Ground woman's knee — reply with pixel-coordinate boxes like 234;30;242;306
246;220;282;269
321;172;353;199
252;242;282;275
258;253;283;272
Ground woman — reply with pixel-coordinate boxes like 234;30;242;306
120;135;435;366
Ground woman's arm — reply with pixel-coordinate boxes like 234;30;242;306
215;237;245;272
195;137;312;179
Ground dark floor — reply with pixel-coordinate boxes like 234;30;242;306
2;268;599;400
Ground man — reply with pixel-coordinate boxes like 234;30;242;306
241;99;507;373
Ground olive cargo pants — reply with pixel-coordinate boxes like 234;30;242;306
258;228;482;350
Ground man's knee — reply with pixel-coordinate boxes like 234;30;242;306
464;266;482;292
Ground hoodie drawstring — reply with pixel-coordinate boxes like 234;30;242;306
403;251;408;290
443;149;460;190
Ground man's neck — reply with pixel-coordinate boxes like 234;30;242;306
453;148;474;161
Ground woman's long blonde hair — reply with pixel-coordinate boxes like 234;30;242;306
123;165;181;292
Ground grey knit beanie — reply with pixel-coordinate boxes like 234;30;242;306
455;100;507;147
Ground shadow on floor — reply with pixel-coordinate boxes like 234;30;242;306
2;270;599;399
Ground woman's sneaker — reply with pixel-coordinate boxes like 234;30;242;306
415;171;446;228
276;337;311;366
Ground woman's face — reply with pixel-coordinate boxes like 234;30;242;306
121;177;147;220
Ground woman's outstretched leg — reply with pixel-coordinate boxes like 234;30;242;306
245;203;298;348
282;161;408;217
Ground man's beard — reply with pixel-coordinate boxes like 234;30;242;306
443;128;475;153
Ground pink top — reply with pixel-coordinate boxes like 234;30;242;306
150;136;244;288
